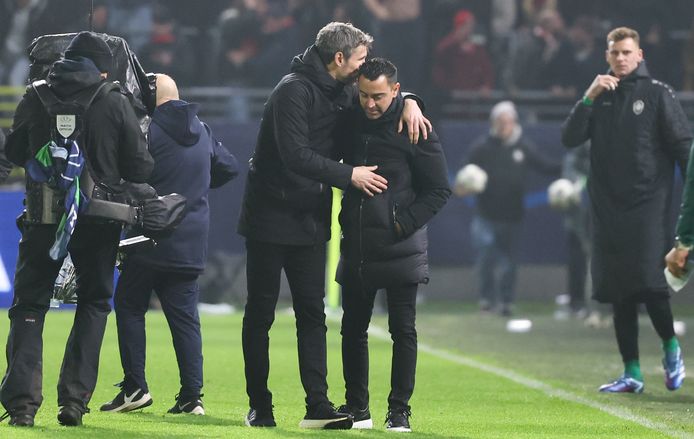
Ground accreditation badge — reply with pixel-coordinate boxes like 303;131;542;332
56;114;76;138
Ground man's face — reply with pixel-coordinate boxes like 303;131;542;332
606;37;643;78
335;45;368;83
358;74;400;120
493;112;516;141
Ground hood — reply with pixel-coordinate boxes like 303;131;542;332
290;45;345;99
47;56;104;98
152;100;202;146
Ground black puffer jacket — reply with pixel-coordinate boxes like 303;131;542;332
337;96;451;289
237;45;354;245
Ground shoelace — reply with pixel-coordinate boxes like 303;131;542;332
385;408;412;424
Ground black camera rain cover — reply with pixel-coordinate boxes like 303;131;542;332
26;32;156;134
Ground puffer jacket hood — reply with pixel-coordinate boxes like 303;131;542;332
152;100;202;147
290;45;345;99
48;56;104;97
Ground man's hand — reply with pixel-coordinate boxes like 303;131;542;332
399;99;432;144
584;74;620;100
666;247;690;278
351;165;388;197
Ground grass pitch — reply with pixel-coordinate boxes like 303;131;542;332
0;301;692;438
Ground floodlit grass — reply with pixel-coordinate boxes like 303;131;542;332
0;301;690;438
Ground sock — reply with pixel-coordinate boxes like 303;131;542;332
624;360;643;381
663;337;680;354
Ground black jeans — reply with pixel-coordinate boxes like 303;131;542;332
242;239;329;410
340;275;418;411
0;221;120;416
114;259;202;399
612;293;675;363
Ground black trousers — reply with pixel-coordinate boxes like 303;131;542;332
114;259;202;399
567;230;588;311
612;293;675;363
341;275;418;411
0;221;120;416
242;239;330;410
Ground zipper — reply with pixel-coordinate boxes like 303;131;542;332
358;135;371;282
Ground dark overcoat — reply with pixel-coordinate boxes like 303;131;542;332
561;62;692;302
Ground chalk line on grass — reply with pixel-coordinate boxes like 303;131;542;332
365;324;693;439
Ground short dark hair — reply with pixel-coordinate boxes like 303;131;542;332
606;27;640;46
358;58;398;84
315;22;373;65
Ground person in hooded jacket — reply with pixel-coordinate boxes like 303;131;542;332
562;27;692;394
99;74;238;417
1;31;153;427
237;22;430;429
336;58;450;433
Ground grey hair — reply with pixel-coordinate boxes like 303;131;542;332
490;100;518;122
315;22;373;65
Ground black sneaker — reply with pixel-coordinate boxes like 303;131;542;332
57;405;85;426
245;407;276;427
386;408;411;433
299;404;353;429
1;411;34;427
167;394;205;415
100;388;152;412
337;404;372;429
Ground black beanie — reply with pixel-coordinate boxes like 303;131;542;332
64;31;113;72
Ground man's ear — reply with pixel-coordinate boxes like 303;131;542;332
334;51;345;66
393;82;401;96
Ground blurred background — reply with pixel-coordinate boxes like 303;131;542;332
2;0;694;309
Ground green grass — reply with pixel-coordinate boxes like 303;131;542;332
0;302;692;438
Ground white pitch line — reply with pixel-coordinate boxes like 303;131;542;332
365;324;694;439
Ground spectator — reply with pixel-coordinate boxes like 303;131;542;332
567;15;605;98
431;9;494;92
216;0;262;86
139;4;195;85
106;0;153;53
640;22;682;90
362;0;425;89
0;0;45;85
505;8;575;94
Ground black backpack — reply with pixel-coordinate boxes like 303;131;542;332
30;79;144;225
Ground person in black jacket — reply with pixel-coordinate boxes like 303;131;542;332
336;58;451;433
237;22;430;429
562;27;692;394
457;101;559;316
99;74;238;417
0;32;153;427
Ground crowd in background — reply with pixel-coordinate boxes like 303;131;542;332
2;0;694;96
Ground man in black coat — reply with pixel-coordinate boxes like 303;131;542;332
99;74;238;416
0;31;153;427
237;22;430;429
562;27;692;394
460;101;559;317
336;58;451;433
